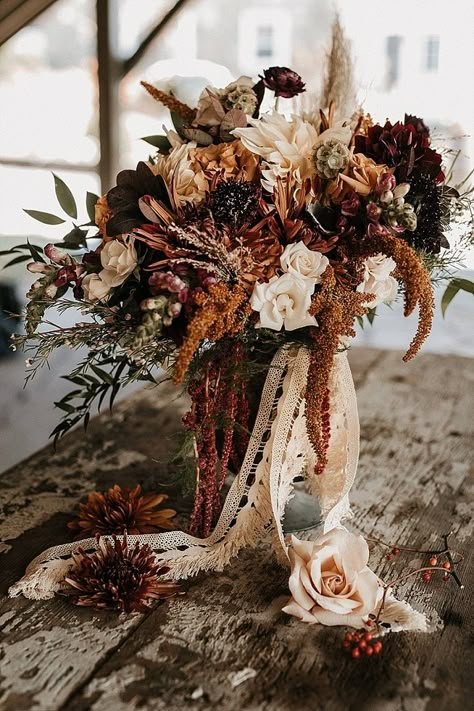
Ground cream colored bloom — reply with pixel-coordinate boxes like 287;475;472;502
313;123;352;149
100;237;138;287
81;273;111;302
280;242;329;282
357;253;398;307
250;272;317;331
232;112;318;193
152;142;208;206
282;530;383;627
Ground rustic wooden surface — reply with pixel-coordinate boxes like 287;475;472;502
0;347;472;711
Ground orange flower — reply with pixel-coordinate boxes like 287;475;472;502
326;153;391;201
94;195;113;238
190;139;260;183
68;484;177;538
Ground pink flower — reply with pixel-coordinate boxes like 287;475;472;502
282;530;383;627
340;192;361;217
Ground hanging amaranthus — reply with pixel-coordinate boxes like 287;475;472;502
183;341;249;537
306;267;371;474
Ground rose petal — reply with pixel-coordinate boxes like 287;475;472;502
282;599;317;624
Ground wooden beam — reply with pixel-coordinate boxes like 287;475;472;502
121;0;191;77
0;156;99;173
0;0;57;47
96;0;120;192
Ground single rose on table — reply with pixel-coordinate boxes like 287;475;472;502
283;529;383;628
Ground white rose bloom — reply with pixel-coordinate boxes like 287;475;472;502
357;253;398;307
100;237;138;288
250;272;317;331
153;75;212;108
81;273;111;302
280;242;329;282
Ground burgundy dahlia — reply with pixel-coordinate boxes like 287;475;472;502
260;66;306;98
65;534;181;612
355;116;444;183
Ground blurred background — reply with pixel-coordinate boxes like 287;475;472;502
0;0;473;471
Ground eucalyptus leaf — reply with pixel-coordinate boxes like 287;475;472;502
86;191;100;223
53;173;77;218
24;209;65;225
181;127;213;146
141;135;172;153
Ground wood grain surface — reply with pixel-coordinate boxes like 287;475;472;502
0;347;472;711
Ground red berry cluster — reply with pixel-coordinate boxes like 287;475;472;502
385;547;400;561
342;630;383;659
423;557;451;583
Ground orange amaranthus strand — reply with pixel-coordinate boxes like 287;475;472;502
141;81;197;124
173;283;250;384
355;229;435;361
306;267;371;474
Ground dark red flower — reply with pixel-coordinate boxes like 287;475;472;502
65;533;181;613
260;66;305;98
355;117;444;183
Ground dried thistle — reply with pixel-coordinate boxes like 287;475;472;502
65;534;181;613
141;80;196;124
68;484;176;539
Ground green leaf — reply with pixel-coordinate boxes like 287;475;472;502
54;401;77;414
91;364;115;385
367;308;377;326
170;110;186;136
61;226;88;249
24;209;65;225
86;191;100;223
27;240;46;263
441;277;474;317
53;173;77;219
141;135;172;153
356;316;364;329
2;254;32;268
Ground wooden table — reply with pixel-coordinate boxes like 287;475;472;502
0;348;472;711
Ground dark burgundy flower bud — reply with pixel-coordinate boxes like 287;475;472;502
259;66;306;98
341;192;361;217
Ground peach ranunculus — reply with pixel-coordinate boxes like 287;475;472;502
282;530;383;627
326;153;391;202
189;139;260;183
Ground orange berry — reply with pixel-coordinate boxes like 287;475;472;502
365;645;374;656
429;556;438;566
351;648;360;659
373;641;383;654
442;561;451;570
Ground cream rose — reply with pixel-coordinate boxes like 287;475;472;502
282;530;383;627
81;273;111;302
313;123;352;149
357;253;398;307
280;242;329;282
250;273;317;331
100;237;138;288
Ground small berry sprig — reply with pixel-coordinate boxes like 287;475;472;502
342;630;383;658
342;532;464;660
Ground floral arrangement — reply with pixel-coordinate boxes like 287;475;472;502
5;65;470;644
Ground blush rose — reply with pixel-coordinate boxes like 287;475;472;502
282;529;383;627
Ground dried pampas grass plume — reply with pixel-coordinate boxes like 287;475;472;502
320;14;357;120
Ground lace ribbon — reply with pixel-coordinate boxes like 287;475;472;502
9;344;425;643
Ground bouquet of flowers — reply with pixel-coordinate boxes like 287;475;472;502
5;66;472;627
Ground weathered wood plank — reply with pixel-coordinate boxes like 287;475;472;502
0;348;473;711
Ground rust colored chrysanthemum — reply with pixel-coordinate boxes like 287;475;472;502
68;484;176;539
65;534;181;612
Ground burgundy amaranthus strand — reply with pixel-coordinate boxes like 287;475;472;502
184;344;247;537
315;388;331;476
